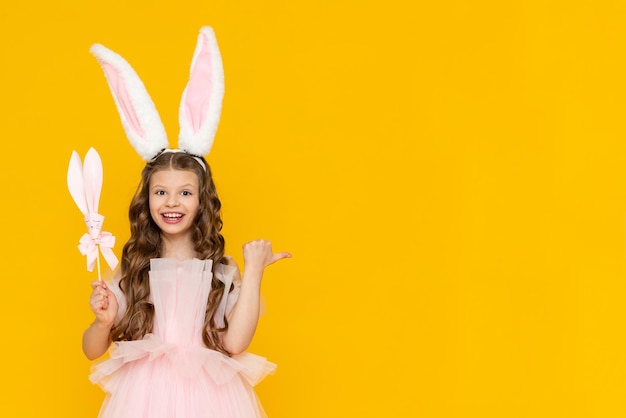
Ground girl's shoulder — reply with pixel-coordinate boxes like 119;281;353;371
221;255;238;267
102;267;122;286
215;255;241;282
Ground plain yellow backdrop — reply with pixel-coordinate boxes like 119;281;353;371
2;0;626;417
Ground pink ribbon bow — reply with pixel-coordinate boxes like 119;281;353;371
78;232;119;272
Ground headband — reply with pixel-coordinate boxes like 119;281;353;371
151;148;207;171
90;26;224;169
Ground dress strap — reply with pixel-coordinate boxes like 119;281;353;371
213;263;237;328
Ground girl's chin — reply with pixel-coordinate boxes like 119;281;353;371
159;223;193;236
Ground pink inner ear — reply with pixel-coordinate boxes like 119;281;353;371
185;34;213;135
101;62;146;138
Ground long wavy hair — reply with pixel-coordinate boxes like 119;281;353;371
110;151;231;354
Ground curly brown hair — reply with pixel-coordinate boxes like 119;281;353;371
110;151;231;354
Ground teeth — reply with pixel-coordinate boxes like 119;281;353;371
163;213;183;218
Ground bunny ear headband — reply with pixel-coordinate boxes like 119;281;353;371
89;26;225;167
67;148;119;278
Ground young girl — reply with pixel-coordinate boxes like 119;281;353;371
82;27;290;417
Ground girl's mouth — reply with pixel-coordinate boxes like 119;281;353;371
162;212;184;224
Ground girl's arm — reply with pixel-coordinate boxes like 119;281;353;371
222;240;290;355
82;280;118;360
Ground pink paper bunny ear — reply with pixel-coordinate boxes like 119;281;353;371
67;147;103;214
83;147;103;214
90;44;169;161
178;26;225;156
67;147;105;239
67;151;88;215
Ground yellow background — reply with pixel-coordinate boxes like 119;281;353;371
1;0;626;417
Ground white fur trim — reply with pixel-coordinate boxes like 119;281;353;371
177;26;225;157
90;44;169;161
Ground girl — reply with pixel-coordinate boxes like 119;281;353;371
82;27;290;417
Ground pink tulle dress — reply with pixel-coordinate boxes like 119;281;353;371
90;258;276;418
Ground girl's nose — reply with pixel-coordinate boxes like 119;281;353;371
166;195;180;207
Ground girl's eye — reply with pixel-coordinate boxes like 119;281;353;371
182;191;192;196
155;190;166;195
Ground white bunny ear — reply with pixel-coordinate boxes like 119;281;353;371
83;147;103;214
178;26;225;157
67;151;88;215
90;44;169;161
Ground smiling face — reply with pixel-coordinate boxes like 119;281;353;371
148;169;200;241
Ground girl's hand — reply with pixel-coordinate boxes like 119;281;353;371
242;240;291;273
89;280;118;329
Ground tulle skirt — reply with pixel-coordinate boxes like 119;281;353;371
90;334;276;418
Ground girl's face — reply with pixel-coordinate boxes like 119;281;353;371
148;169;200;240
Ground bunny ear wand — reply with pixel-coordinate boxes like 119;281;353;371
67;147;119;280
